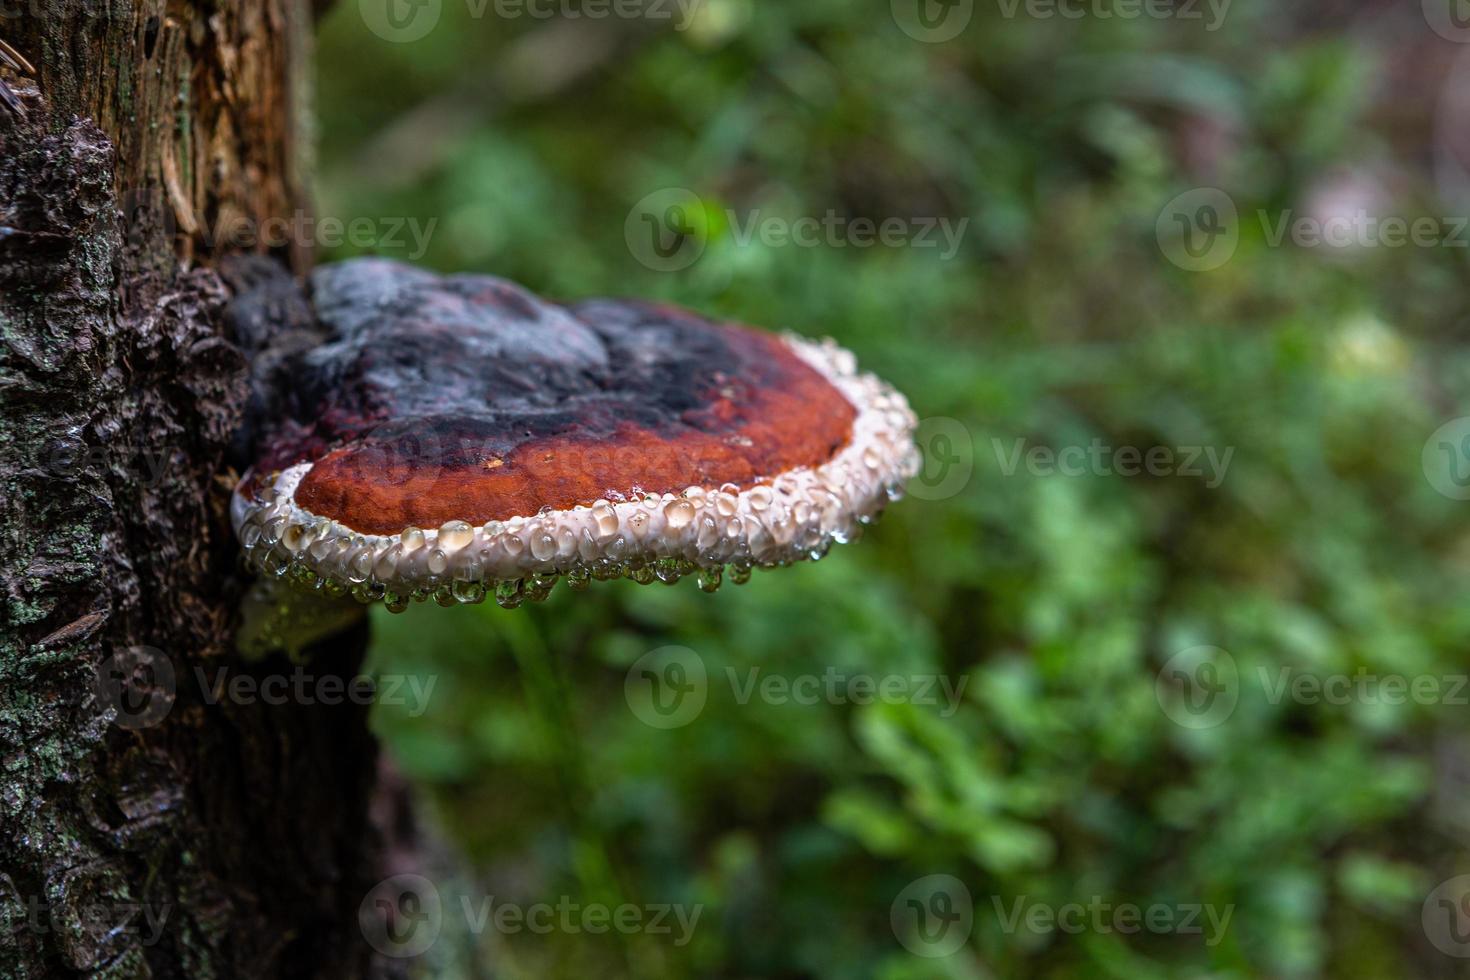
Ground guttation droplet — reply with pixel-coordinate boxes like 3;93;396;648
592;501;619;539
530;529;557;561
665;498;695;529
438;520;474;551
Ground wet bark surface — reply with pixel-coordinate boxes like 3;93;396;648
0;5;390;977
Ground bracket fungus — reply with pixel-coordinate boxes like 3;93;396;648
231;258;919;615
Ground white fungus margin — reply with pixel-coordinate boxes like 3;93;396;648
232;334;920;610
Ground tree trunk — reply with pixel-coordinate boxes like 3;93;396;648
0;4;390;976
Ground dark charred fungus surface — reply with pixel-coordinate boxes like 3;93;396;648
232;258;919;610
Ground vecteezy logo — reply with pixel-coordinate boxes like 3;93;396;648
625;188;708;272
359;0;441;43
1423;417;1470;501
890;874;973;957
1425;0;1470;42
359;874;443;958
1424;875;1470;957
1155;645;1239;730
1156;188;1239;272
624;646;707;729
891;0;974;42
907;417;975;501
95;646;176;730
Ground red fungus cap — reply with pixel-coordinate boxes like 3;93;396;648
232;259;918;607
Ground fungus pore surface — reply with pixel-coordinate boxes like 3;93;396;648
232;258;919;608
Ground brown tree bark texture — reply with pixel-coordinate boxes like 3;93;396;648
0;3;387;976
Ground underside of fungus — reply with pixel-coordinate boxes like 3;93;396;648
230;258;919;612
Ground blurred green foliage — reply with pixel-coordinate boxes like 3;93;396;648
317;1;1470;976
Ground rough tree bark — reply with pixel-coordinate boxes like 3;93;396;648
0;3;393;976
